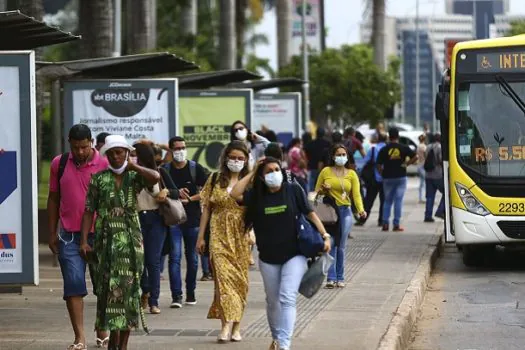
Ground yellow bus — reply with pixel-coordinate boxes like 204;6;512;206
436;35;525;266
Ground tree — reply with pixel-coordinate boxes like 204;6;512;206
507;20;525;36
78;0;113;58
126;0;156;53
276;0;291;70
279;44;401;126
179;0;197;48
219;0;236;69
364;0;386;69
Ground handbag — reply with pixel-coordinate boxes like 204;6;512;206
299;253;334;298
310;194;338;225
158;175;187;226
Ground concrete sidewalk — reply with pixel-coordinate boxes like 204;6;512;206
0;178;442;350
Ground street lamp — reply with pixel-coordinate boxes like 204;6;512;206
301;0;311;125
415;0;420;130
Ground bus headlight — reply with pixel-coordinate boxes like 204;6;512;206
455;183;490;216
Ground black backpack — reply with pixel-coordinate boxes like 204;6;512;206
361;147;376;185
424;147;436;172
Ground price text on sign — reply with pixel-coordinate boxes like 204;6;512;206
474;146;525;162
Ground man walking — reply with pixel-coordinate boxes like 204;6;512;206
165;137;210;308
47;124;109;349
376;127;417;232
304;128;331;192
424;133;445;222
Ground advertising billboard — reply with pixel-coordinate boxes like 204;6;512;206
0;52;38;285
290;0;323;57
63;79;178;145
179;90;253;171
253;93;302;146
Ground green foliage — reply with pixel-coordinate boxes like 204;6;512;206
506;20;525;36
245;54;275;77
278;44;401;126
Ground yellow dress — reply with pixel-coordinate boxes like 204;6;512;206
201;176;250;322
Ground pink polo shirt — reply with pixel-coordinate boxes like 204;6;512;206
49;149;108;232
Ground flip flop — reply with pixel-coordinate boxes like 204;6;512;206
67;343;87;350
96;337;110;348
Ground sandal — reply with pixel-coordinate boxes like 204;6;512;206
67;343;87;350
96;336;110;348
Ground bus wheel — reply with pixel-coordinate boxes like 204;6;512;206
462;245;485;267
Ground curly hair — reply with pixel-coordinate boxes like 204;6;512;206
217;140;250;188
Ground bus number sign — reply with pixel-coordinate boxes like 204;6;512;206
474;145;525;162
477;52;525;73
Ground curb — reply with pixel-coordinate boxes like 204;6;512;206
376;227;444;350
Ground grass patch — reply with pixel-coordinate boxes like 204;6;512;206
38;160;50;209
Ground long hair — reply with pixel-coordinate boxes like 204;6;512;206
134;143;157;170
328;143;353;169
217;141;250;188
229;120;255;149
244;157;282;230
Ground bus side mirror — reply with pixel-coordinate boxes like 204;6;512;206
435;84;449;121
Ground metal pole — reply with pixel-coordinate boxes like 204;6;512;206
113;0;122;57
415;0;420;129
302;0;311;125
51;80;62;154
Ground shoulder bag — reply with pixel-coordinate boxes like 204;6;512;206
310;193;338;225
158;174;187;226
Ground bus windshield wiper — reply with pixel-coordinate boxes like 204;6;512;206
495;75;525;115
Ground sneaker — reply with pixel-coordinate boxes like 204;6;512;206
336;281;346;288
424;218;435;223
382;224;389;231
393;225;405;232
185;293;197;305
325;281;336;289
170;296;183;308
200;273;213;281
150;306;161;314
269;340;279;350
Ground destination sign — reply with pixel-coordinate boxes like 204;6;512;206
477;52;525;73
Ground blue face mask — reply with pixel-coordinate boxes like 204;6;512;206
335;156;348;166
264;171;283;188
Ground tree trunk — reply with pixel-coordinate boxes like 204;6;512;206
0;1;7;10
126;0;155;54
180;0;197;49
219;0;236;70
78;0;114;58
235;0;247;68
18;0;44;182
371;0;385;70
276;0;291;69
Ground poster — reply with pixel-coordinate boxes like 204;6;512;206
0;52;38;285
290;0;323;57
63;79;178;145
253;93;302;146
179;90;252;171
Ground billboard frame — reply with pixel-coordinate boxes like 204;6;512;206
254;92;302;138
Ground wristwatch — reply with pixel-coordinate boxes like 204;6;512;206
322;233;331;240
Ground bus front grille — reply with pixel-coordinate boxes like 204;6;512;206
497;221;525;239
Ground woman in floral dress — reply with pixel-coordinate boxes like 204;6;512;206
80;135;160;350
196;141;251;343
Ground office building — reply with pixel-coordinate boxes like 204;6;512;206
446;0;509;39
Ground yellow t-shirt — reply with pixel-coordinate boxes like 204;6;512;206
315;167;365;212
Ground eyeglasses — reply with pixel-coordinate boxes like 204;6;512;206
228;156;246;162
233;126;245;132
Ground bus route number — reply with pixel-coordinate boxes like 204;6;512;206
475;146;525;162
499;202;525;213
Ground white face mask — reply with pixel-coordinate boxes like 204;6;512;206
173;149;187;162
235;128;248;141
335;156;348;166
227;159;245;173
264;171;283;188
109;160;128;175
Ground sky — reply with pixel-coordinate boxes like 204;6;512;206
254;0;525;73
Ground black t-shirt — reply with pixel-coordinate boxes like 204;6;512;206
376;142;416;179
244;182;313;264
167;161;209;228
304;138;331;170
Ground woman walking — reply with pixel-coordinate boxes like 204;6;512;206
230;120;270;169
231;157;331;350
416;134;427;203
134;142;179;315
287;138;308;193
79;135;160;350
196;141;251;343
316;144;366;289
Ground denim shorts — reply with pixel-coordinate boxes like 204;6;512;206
57;230;95;300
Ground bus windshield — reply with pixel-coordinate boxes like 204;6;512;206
456;81;525;177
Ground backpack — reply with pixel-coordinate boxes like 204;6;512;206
424;147;436;172
164;160;198;183
57;153;69;199
361;147;376;185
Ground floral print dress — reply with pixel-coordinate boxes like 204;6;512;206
85;170;148;332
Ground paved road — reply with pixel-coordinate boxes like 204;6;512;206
410;244;525;350
0;177;441;350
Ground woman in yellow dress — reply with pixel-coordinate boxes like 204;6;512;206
196;141;251;343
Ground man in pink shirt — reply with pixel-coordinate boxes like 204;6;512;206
47;124;109;350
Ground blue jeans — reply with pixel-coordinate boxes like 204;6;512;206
139;210;166;307
168;225;199;298
259;255;308;349
425;178;445;219
201;255;210;275
417;166;426;202
57;230;95;300
328;206;352;282
382;177;408;226
308;169;320;193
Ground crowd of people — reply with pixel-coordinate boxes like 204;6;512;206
47;120;444;350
